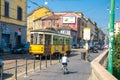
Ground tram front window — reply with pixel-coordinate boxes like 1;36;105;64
30;34;38;44
38;34;43;44
31;34;34;44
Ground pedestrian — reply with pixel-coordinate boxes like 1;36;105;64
61;53;69;70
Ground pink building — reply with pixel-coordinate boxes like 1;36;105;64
42;12;84;48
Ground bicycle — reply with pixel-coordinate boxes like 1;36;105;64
62;64;68;74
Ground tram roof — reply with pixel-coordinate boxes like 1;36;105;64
30;28;57;33
30;28;71;37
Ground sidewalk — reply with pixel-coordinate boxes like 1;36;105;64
18;49;100;80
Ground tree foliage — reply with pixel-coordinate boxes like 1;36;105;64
113;33;120;79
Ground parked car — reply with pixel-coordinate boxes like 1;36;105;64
12;43;29;54
104;45;109;49
89;46;98;53
0;48;3;51
22;43;30;53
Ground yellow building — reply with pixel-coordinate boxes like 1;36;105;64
0;0;27;52
27;7;52;42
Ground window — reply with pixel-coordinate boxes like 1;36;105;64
17;6;22;20
42;22;45;26
38;34;43;44
30;34;33;44
57;23;59;27
4;1;9;17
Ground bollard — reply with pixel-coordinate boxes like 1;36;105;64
45;54;47;68
0;64;3;80
39;55;41;70
33;56;35;72
59;53;60;63
50;54;52;65
25;58;28;77
15;59;17;80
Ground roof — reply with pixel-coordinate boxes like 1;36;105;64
57;26;77;31
41;14;61;20
30;28;57;33
28;6;53;21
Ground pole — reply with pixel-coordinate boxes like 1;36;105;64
108;0;115;74
25;58;28;77
85;40;88;62
15;59;17;80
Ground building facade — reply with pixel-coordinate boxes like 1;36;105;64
27;6;105;48
0;0;27;52
27;7;52;42
114;20;120;35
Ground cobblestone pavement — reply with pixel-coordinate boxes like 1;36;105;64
18;49;102;80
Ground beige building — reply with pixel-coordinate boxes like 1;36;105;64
114;20;120;35
86;18;96;40
75;12;87;39
0;0;27;51
27;7;52;42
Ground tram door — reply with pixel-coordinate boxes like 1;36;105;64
45;35;51;55
62;37;65;52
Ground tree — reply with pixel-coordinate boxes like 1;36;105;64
113;32;120;79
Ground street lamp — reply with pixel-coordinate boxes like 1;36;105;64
108;0;115;74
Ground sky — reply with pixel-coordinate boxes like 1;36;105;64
27;0;120;33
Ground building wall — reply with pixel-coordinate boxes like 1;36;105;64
79;17;87;39
0;0;27;26
0;22;26;46
0;0;27;50
27;13;34;42
61;13;78;31
87;19;96;36
33;7;52;21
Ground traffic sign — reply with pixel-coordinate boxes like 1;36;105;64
83;27;91;41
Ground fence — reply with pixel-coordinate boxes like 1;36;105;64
1;54;62;80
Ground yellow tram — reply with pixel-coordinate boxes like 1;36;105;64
29;28;72;57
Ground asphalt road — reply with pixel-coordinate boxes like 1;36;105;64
18;49;101;80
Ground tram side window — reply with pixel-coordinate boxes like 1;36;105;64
53;36;57;45
31;34;33;44
66;38;70;45
59;38;63;45
53;36;59;45
39;34;43;44
56;36;59;45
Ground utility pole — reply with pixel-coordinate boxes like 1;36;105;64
108;0;115;74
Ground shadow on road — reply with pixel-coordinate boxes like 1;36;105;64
69;53;79;57
68;71;78;74
2;73;14;80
